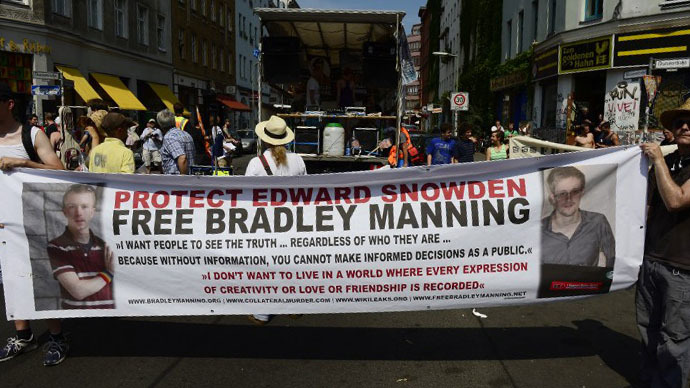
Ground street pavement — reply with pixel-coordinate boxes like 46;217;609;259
0;286;641;387
1;151;643;387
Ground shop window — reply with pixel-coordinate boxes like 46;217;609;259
137;5;149;46
157;15;166;51
584;0;603;21
114;0;127;38
53;0;72;17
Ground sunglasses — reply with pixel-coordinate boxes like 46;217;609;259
553;187;584;202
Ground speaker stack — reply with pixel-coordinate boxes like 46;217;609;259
262;37;301;84
293;126;320;154
362;41;397;88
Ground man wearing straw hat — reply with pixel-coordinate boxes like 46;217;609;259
245;115;306;325
638;98;690;388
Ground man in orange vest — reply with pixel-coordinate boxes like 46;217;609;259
387;126;414;167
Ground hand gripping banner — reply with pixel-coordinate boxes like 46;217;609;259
0;147;647;319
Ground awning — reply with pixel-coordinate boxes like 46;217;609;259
55;66;102;102
147;82;190;115
91;72;147;111
217;96;251;111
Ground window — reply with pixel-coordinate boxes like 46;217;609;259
249;22;253;44
227;10;232;31
157;15;166;51
191;34;197;62
200;0;206;16
518;10;524;53
219;4;224;26
178;29;185;59
87;0;102;29
178;0;184;5
220;48;225;72
584;0;603;21
212;43;217;69
532;0;539;42
137;5;149;45
549;0;556;35
114;0;127;38
506;19;512;59
210;0;215;21
202;40;207;66
190;0;195;11
53;0;72;17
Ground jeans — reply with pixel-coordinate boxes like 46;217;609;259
636;259;690;388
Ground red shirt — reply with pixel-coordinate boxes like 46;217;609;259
47;229;114;309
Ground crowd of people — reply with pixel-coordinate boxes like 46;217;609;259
2;81;690;388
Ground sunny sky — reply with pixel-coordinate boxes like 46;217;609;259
297;0;425;33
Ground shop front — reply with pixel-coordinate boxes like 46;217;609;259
490;70;529;130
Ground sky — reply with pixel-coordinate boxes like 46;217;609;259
297;0;425;33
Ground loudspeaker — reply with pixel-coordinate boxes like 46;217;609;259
353;127;379;153
294;126;320;154
262;37;300;84
362;41;397;88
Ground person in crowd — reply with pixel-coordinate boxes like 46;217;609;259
596;121;619;148
48;184;114;311
141;118;163;174
504;122;520;143
337;67;355;108
158;109;195;175
0;83;67;366
426;123;456;166
385;126;412;167
486;130;508;161
44;112;58;144
28;114;41;132
453;125;477;163
574;120;595;149
638;99;690;388
306;58;326;109
88;112;135;173
490;120;503;133
660;129;676;146
125;123;140;150
50;116;62;152
518;121;531;136
89;109;108;142
540;166;615;267
75;116;98;155
173;102;190;132
245;115;306;325
577;106;592;126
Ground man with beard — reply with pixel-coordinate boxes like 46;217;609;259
540;166;615;267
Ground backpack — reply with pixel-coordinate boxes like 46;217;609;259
21;124;40;163
58;107;82;170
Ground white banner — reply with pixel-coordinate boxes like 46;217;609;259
604;81;641;132
509;136;584;158
0;147;647;319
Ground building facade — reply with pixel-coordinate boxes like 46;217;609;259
527;0;690;141
0;0;174;121
438;0;461;123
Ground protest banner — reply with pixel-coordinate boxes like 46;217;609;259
0;147;646;319
509;136;583;158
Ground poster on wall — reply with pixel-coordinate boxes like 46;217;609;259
604;81;641;142
0;148;647;320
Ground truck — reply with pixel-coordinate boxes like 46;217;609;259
254;7;413;173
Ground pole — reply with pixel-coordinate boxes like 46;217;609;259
256;34;263;156
644;57;654;140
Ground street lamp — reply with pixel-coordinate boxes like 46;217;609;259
432;51;459;135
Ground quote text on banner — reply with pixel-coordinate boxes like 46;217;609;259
0;147;647;319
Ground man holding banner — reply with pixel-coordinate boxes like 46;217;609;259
638;99;690;388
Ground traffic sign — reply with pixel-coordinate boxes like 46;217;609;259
252;48;260;58
32;71;61;80
451;92;469;111
31;85;61;96
654;58;690;70
623;69;647;79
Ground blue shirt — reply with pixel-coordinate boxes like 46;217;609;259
426;137;457;165
160;128;195;175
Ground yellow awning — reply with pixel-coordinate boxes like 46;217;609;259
55;66;102;102
91;72;147;111
147;82;190;115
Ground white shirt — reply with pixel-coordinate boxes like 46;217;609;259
491;126;504;133
141;127;163;151
245;149;307;177
306;77;320;107
0;127;39;159
211;125;223;140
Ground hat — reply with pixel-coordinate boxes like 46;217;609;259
660;98;690;130
101;112;135;133
148;118;156;124
89;109;108;136
0;83;11;100
254;115;294;145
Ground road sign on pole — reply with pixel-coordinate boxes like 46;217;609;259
32;71;61;80
654;58;690;70
31;85;61;96
451;92;469;111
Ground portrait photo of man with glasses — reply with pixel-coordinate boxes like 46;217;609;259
538;165;616;298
